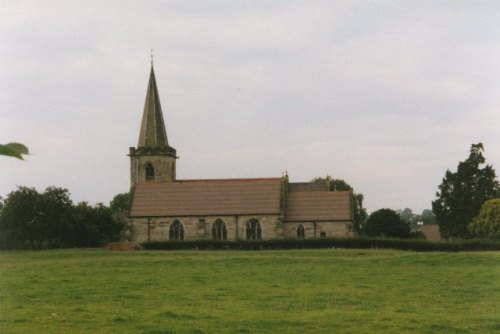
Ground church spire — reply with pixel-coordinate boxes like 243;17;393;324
129;62;177;186
137;64;169;148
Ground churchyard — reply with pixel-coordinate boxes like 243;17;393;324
0;249;499;333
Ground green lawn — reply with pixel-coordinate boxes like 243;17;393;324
0;249;499;334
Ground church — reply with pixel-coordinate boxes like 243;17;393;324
128;64;353;242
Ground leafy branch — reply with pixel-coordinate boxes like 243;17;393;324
0;143;29;160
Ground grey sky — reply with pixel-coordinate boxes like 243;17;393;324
1;1;499;213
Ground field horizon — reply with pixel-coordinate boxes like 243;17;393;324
1;249;499;333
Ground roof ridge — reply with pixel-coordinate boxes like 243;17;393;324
287;190;351;194
174;177;283;183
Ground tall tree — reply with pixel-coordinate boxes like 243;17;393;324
311;176;367;234
432;143;499;239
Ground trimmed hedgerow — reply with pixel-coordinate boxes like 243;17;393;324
141;237;500;252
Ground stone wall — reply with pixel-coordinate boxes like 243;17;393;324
130;154;176;185
283;221;353;238
131;216;353;243
130;214;282;243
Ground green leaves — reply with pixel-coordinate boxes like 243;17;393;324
432;143;499;239
0;142;29;160
469;198;500;239
366;208;411;238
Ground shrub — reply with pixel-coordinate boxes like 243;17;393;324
141;238;500;252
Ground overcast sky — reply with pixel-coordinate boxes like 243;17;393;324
1;1;499;213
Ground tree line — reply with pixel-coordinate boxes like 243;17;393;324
0;187;129;250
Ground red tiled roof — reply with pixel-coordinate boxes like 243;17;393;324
129;178;283;217
285;191;352;222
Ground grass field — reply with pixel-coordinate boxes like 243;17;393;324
0;249;499;334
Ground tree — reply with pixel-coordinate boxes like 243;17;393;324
110;192;131;213
365;208;411;238
38;186;73;248
397;208;414;224
0;186;123;250
0;143;29;159
420;209;436;225
468;199;500;239
0;187;45;249
69;202;123;247
432;143;499;239
311;176;367;234
0;186;73;250
396;208;426;229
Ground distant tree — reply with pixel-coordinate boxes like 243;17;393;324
397;208;413;224
110;192;131;213
468;199;500;239
312;175;367;234
432;143;499;239
0;143;29;160
396;208;425;229
420;209;437;225
365;208;411;238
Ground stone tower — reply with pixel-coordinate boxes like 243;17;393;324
129;65;177;186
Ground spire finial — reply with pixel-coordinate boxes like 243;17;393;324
150;48;154;66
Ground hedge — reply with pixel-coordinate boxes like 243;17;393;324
141;237;500;252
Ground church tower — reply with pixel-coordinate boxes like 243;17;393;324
129;64;177;186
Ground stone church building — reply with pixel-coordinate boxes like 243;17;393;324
128;65;353;242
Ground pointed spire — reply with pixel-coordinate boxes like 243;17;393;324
137;64;169;148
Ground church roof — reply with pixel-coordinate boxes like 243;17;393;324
129;178;283;217
130;177;352;222
137;65;170;148
284;191;352;222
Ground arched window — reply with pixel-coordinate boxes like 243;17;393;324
169;220;184;240
320;232;326;238
212;219;227;240
146;163;155;181
246;219;262;240
297;224;305;239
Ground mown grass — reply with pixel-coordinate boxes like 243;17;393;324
0;249;499;333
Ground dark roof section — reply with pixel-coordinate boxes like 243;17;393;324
129;178;283;217
285;191;352;222
137;65;170;148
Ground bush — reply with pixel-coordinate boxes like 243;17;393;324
141;238;500;252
